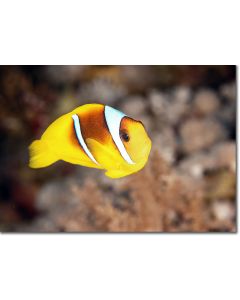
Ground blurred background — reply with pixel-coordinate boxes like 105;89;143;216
0;65;236;232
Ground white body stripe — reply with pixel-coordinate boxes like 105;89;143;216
72;114;99;165
104;106;135;165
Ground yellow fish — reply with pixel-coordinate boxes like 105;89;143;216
29;104;151;178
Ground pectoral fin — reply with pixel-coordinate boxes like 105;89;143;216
86;138;120;170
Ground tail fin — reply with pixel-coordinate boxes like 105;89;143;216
29;139;58;168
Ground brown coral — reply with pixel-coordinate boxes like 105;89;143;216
19;151;235;233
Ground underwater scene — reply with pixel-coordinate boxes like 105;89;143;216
0;65;236;232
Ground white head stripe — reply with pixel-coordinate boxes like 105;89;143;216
72;114;99;165
104;106;135;165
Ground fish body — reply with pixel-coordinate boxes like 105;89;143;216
29;104;151;178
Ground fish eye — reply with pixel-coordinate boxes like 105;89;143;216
120;130;130;142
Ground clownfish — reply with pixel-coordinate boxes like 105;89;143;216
29;104;151;178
